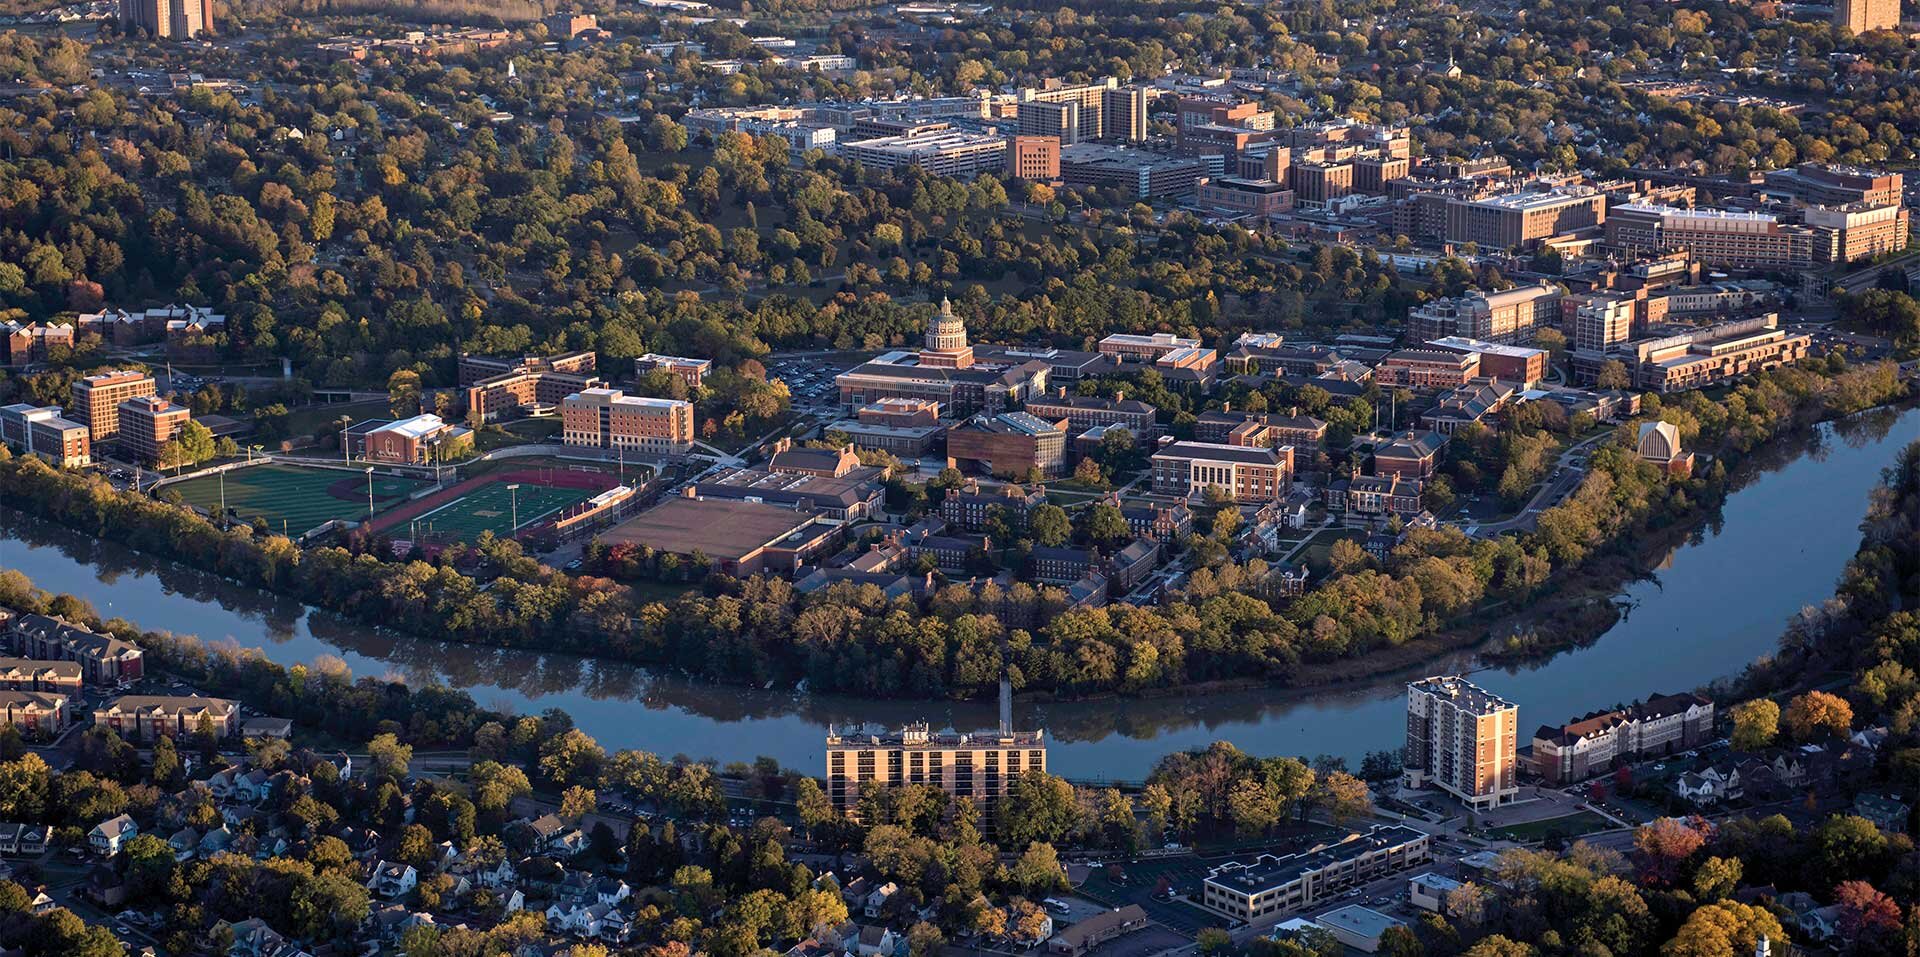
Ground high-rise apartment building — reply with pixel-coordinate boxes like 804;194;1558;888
69;370;155;442
560;389;695;454
119;0;212;38
1834;0;1901;33
1016;100;1082;146
826;684;1045;822
116;396;191;466
1015;77;1145;144
1404;676;1519;811
1572;294;1639;354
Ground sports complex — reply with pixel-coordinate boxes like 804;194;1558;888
166;458;644;545
166;463;430;536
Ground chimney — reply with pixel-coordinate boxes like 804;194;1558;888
999;673;1013;736
1058;385;1067;398
1223;401;1232;413
1114;390;1125;402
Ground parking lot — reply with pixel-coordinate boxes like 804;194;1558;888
1076;856;1223;937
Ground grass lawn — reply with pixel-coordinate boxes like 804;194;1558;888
168;463;429;536
625;579;700;602
1299;526;1369;571
1488;810;1613;843
284;399;392;440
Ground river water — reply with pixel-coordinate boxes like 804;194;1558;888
2;406;1914;780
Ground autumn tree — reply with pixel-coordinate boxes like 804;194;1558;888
1729;699;1779;751
1784;691;1853;741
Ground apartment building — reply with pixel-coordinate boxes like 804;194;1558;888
70;370;155;442
1119;498;1193;543
946;411;1069;479
560;389;695;454
462;351;604;422
0;659;82;695
93;694;238;742
1572;294;1640;354
634;354;712;389
1200;827;1433;923
1407;284;1563;344
825;722;1046;819
1834;0;1900;34
1150;441;1294;503
1532;692;1716;784
1291;161;1355;207
1016;77;1145;143
0;321;74;366
1374;350;1481;391
117;396;191;466
120;0;212;38
0;691;69;738
1016;100;1082;146
10;614;143;686
1404;676;1519;810
0;404;91;468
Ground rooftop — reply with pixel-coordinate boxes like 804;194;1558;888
1316;905;1405;940
1409;675;1515;714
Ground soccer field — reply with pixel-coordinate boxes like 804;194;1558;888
168;464;430;536
402;480;596;542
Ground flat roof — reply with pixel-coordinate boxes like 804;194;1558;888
600;496;824;561
1316;905;1404;940
371;414;447;439
1426;336;1548;359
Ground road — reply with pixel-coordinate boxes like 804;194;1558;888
1472;430;1613;537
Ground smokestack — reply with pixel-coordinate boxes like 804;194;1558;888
999;674;1013;736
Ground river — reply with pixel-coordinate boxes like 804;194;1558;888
1;405;1914;781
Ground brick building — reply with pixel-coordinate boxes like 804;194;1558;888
93;695;238;742
10;614;143;686
70;370;155;442
1150;441;1294;503
560;389;695;454
117;396;192;466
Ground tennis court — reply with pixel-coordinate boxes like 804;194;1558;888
400;479;598;542
168;463;429;535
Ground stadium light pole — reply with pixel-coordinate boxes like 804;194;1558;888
507;483;521;532
365;466;375;519
340;416;353;466
218;469;227;528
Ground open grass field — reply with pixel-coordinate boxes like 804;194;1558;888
168;463;429;535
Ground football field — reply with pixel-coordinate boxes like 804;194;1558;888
168;464;428;535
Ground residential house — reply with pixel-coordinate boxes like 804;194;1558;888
1673;766;1741;807
1854;793;1911;833
367;860;419;899
864;880;898;918
89;814;137;856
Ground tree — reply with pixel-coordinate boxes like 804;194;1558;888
1330;538;1369;573
795;777;835;831
1834;880;1901;941
1594;360;1632;390
1028;504;1072;547
1009;842;1067;895
1085;504;1131;545
1634;817;1707;886
560;785;597;822
367;733;412;780
1313;771;1373;824
1729;699;1779;751
1664;901;1786;957
1380;925;1425;957
997;771;1081;847
1784;690;1853;741
1692;856;1742;901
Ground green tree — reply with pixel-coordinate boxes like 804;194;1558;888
1028;504;1071;547
1729;699;1779;751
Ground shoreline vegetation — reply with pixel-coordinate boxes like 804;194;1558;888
0;359;1907;706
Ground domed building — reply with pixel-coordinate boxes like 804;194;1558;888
1635;421;1695;477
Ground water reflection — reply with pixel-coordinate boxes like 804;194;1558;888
1;405;1914;778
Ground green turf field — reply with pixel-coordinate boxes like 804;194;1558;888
169;464;430;535
404;480;596;542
